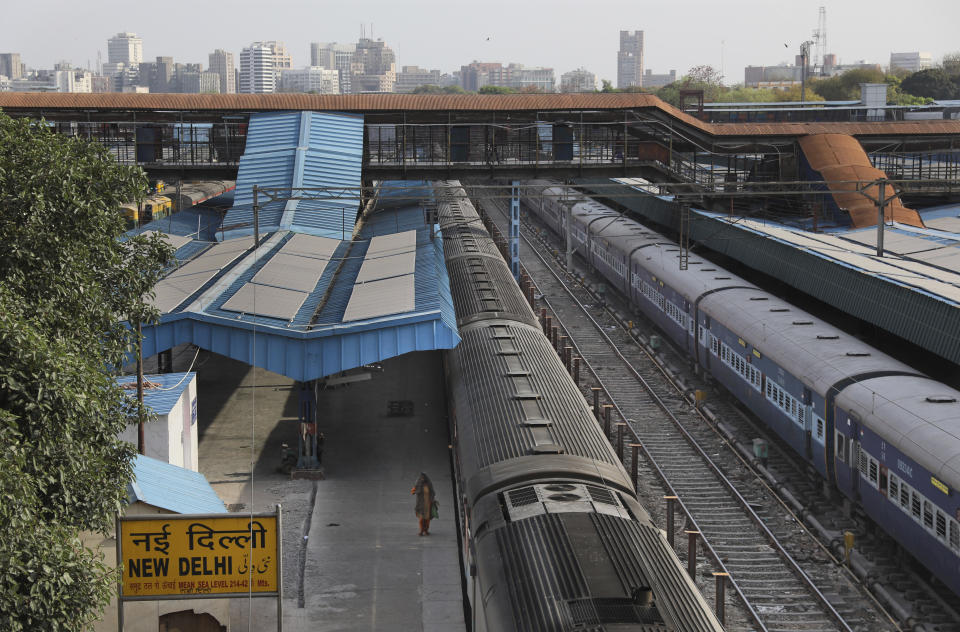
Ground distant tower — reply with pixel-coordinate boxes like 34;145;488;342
813;6;827;74
617;31;644;89
208;49;236;93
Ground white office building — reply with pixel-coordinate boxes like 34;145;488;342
239;43;276;93
279;66;340;94
560;68;597;92
890;51;934;74
107;32;143;65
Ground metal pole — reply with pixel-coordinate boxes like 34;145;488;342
116;513;124;632
551;326;559;350
713;572;728;625
630;443;640;488
540;308;547;332
573;357;580;385
877;179;887;257
603;405;612;438
616;423;625;460
136;322;144;456
276;504;283;632
686;530;700;579
510;181;520;280
253;185;260;248
665;496;677;548
592;388;602;421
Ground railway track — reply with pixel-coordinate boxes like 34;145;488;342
478;193;896;632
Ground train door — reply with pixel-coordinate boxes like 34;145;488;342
802;387;813;461
850;414;861;501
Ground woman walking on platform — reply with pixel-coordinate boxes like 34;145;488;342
411;472;437;536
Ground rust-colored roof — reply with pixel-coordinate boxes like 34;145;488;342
799;133;924;228
3;92;960;138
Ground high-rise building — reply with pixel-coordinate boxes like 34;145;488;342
560;68;597;93
311;42;357;93
460;62;555;92
278;67;340;94
107;32;143;65
642;68;676;88
395;66;442;92
261;41;292;71
179;71;221;94
55;69;92;93
351;38;396;93
890;51;933;73
142;56;174;93
617;30;644;89
208;49;236;93
0;53;22;80
239;43;276;93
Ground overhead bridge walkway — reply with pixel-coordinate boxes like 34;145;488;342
3;93;960;186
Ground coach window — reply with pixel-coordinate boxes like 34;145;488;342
937;509;948;541
835;432;847;463
950;521;960;551
889;473;899;501
912;491;922;521
924;500;935;530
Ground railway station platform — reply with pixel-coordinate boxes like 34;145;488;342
182;348;464;632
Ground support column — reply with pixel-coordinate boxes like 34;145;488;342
713;572;728;625
686;530;700;579
665;496;677;548
510;180;520;280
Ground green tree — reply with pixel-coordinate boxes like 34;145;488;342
0;112;172;630
599;79;618;93
900;68;959;100
478;85;515;94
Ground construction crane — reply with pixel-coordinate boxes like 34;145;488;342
811;6;827;75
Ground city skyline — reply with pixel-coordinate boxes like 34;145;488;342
2;0;958;85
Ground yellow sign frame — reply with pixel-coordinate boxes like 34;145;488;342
117;506;282;601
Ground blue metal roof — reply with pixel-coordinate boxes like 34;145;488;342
128;454;226;514
140;182;459;382
222;111;364;241
115;372;195;416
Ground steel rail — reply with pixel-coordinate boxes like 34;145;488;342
483;196;855;632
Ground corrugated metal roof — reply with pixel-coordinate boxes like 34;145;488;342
115;372;195;416
128;454;226;514
5;92;960;138
580;179;960;365
222;111;363;240
139;192;459;381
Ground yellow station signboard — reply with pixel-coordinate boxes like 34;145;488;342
119;513;280;598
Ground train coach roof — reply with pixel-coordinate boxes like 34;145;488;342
699;287;920;396
836;375;960;491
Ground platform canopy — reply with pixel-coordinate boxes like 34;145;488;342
140;199;458;381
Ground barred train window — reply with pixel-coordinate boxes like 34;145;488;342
937;510;947;540
912;492;922;520
816;417;824;440
889;474;899;500
900;484;909;509
951;522;960;551
836;433;846;463
868;458;878;484
924;500;934;530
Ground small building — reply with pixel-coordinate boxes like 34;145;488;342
89;455;229;632
117;372;198;471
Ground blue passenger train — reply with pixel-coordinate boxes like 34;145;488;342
523;181;960;596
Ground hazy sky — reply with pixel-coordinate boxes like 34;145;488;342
4;0;958;85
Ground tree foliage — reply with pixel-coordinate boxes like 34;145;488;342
900;68;959;100
0;111;172;630
411;84;466;94
478;85;515;94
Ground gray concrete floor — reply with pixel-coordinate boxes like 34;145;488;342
169;346;465;632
